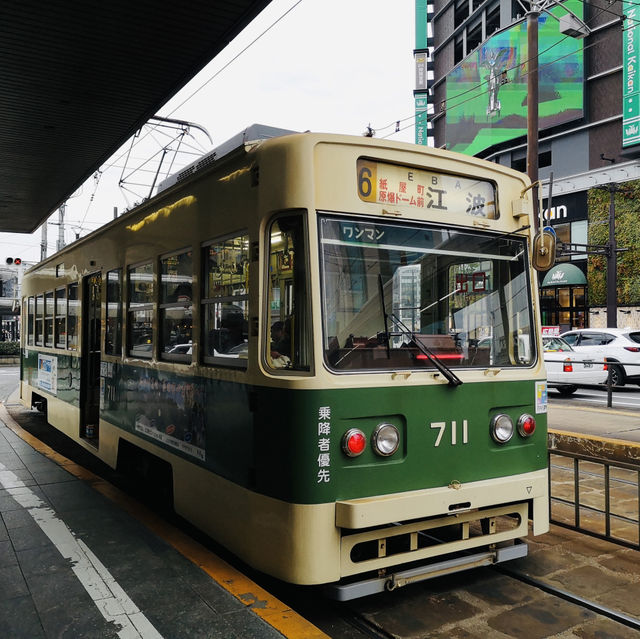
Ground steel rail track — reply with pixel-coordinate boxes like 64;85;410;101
496;564;640;632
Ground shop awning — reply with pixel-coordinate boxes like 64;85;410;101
541;263;587;287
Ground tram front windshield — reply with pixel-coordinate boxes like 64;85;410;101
319;215;534;372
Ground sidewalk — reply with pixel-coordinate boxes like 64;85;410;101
0;402;329;639
548;403;640;444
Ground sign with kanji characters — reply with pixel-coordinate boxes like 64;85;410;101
316;405;332;483
356;159;496;218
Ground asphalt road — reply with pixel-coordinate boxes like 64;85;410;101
0;365;19;403
548;384;640;443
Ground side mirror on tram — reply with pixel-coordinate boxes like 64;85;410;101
531;229;556;272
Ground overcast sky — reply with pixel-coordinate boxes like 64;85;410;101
3;0;416;264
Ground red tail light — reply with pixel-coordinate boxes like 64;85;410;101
624;347;640;352
517;414;536;437
342;429;366;457
563;359;573;373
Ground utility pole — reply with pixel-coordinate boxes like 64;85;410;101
606;185;617;328
527;1;589;232
57;202;66;252
527;1;540;230
40;220;48;261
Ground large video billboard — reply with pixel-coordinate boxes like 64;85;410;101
445;0;583;156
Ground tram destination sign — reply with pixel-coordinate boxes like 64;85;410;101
356;159;497;219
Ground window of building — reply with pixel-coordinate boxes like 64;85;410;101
539;150;552;168
55;287;66;348
105;269;122;356
128;263;154;358
540;288;557;326
553;223;571;262
67;283;79;350
454;35;465;64
486;1;500;35
454;0;469;28
202;234;249;366
161;251;193;360
570;220;587;261
266;214;311;372
466;20;483;53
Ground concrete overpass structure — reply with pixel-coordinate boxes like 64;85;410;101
0;1;272;234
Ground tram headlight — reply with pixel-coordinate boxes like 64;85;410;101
342;428;367;457
371;423;400;457
517;414;536;438
490;414;514;444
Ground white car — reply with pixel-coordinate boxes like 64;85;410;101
543;336;608;395
560;328;640;387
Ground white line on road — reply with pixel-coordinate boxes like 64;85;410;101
0;462;163;639
573;397;640;409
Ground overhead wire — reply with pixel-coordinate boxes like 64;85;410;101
378;0;628;140
54;1;306;244
102;0;305;174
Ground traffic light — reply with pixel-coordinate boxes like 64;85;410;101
6;257;21;265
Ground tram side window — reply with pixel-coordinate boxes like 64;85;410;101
67;283;79;350
27;297;35;346
45;292;54;347
266;214;311;372
128;262;154;358
55;287;66;348
35;294;44;346
160;251;193;361
202;234;249;367
105;269;122;356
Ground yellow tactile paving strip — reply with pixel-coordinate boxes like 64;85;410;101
0;404;329;639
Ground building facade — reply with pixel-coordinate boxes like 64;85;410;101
418;0;640;329
0;263;25;341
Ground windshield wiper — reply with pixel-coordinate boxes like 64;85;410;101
377;274;391;359
377;274;462;386
387;314;463;387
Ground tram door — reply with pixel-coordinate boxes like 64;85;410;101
80;272;102;444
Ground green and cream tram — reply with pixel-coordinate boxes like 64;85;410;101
21;127;549;598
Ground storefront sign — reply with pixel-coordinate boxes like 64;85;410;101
541;263;587;287
541;191;587;222
415;94;429;146
623;1;640;147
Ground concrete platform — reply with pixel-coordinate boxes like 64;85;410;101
0;406;327;639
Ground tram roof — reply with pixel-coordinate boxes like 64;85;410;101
0;0;272;234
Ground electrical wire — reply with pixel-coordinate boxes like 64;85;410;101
102;0;304;174
379;0;627;140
